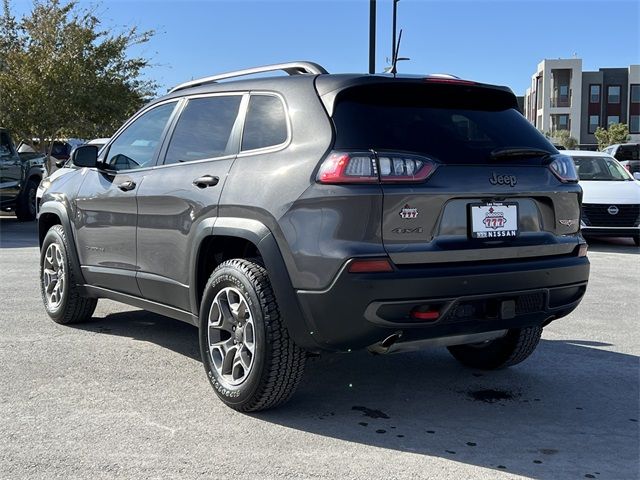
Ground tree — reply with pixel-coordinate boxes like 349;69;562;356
545;129;578;150
594;123;630;150
0;0;156;154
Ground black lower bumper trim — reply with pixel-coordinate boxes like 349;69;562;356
297;255;590;352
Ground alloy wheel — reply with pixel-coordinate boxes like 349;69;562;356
207;287;257;386
43;243;65;309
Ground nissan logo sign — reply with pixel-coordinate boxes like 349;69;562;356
607;205;619;215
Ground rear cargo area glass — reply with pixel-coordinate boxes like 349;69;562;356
332;84;555;165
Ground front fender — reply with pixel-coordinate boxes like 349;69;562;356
38;201;86;286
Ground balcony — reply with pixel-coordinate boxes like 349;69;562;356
550;89;572;108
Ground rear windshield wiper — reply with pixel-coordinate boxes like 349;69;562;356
489;147;553;161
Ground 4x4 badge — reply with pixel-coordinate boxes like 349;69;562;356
399;204;418;219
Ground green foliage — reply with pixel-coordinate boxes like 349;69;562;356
545;129;578;150
0;0;156;153
594;123;630;150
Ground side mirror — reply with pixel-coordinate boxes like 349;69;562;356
633;172;640;181
72;145;99;168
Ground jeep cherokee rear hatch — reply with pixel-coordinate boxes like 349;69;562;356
319;78;582;265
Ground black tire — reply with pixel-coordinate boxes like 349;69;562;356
199;258;306;412
633;236;640;247
40;224;97;324
15;177;38;221
447;326;542;370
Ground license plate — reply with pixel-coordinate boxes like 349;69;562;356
470;202;518;238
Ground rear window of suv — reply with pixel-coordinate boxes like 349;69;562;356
613;145;639;161
332;83;555;164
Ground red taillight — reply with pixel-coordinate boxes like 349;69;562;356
317;152;378;184
377;153;437;183
317;151;438;184
549;154;579;183
348;258;394;273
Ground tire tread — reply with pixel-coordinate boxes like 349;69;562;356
203;258;306;412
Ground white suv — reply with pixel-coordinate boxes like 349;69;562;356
565;150;640;246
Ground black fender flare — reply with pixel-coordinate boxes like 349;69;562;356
25;165;44;183
190;217;320;351
38;201;86;286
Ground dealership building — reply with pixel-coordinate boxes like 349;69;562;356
524;58;640;148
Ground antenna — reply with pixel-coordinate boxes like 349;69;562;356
385;29;410;77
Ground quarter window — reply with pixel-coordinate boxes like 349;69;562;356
607;86;621;104
164;96;242;165
241;95;288;151
106;102;177;171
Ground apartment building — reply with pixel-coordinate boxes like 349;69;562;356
524;59;640;148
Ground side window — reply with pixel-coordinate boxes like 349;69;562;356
106;102;176;171
241;95;288;151
164;96;242;165
0;132;12;158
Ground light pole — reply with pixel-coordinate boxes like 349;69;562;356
391;0;399;63
369;0;376;74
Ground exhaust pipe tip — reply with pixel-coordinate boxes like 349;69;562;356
368;332;402;355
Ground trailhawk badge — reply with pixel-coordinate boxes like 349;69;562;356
399;204;419;219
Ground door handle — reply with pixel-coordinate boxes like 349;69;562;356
117;180;136;191
193;175;219;188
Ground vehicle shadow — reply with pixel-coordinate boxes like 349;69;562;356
76;309;639;480
585;236;639;254
74;309;201;361
0;215;39;248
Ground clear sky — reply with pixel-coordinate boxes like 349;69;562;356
9;0;640;96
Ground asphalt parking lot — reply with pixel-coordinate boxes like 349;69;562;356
0;214;638;480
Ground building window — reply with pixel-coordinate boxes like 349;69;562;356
589;85;600;103
552;114;570;131
588;115;600;134
607;115;620;127
630;115;640;134
631;85;640;103
607;86;621;104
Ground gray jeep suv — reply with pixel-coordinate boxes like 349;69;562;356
38;62;590;411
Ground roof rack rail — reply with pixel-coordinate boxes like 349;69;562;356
169;61;328;93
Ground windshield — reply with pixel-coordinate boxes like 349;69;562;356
332;83;556;164
572;156;632;181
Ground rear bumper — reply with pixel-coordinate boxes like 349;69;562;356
296;254;590;352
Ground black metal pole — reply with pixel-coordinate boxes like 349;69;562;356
392;0;399;62
369;0;376;74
